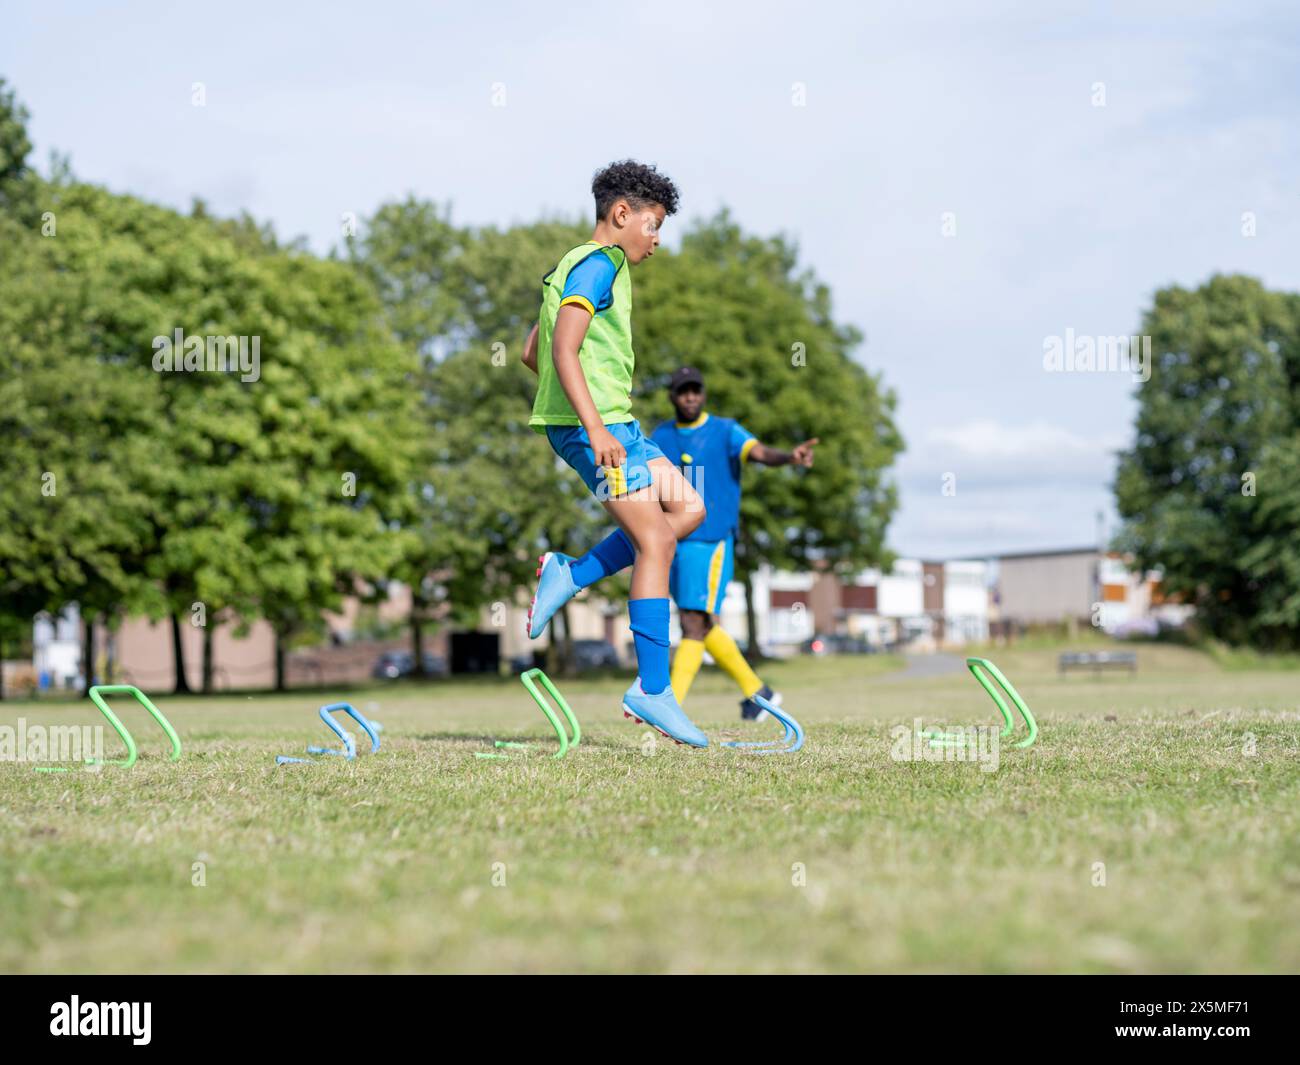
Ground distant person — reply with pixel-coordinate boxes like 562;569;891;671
651;367;818;719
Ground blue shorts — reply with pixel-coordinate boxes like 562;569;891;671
546;420;665;500
670;537;734;614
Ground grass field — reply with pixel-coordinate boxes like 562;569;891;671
2;642;1298;974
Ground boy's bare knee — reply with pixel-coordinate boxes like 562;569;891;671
655;526;679;559
635;523;677;560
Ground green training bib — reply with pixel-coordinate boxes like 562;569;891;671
530;242;634;430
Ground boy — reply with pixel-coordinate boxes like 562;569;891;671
650;367;818;718
521;160;710;748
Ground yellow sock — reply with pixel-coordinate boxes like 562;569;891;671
671;639;706;704
704;625;763;699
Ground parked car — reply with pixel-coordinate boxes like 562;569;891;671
371;652;448;679
509;641;622;674
422;654;449;676
573;639;621;671
802;633;876;655
509;653;540;675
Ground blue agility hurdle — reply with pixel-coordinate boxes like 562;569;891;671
723;694;804;755
276;702;382;766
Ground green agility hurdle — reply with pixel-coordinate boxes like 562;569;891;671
492;668;580;760
920;657;1038;750
34;685;182;772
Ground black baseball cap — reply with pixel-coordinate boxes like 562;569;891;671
668;366;704;393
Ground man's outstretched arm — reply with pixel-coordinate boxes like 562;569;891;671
747;437;819;468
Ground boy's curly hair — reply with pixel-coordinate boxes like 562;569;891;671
591;160;680;221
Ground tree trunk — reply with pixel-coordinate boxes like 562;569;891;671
170;613;191;693
82;613;95;695
741;568;760;662
557;602;575;676
105;618;117;684
202;621;214;693
274;630;287;692
410;611;426;678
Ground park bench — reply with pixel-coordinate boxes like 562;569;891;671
1058;650;1137;677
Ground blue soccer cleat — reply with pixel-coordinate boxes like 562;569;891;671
527;551;578;639
622;680;709;748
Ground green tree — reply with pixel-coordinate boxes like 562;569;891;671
0;78;37;221
1115;274;1300;649
0;206;160;695
3;177;425;692
346;197;468;673
348;196;465;355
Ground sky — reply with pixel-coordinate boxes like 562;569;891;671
4;0;1298;560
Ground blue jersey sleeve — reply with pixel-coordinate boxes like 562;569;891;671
559;250;618;315
728;420;757;463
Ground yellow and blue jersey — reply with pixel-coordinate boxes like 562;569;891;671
531;242;633;429
651;412;756;542
558;250;617;317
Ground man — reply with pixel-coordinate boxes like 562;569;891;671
651;366;818;719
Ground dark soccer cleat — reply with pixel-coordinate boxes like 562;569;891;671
740;684;779;722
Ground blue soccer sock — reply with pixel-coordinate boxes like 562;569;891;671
627;597;671;696
568;528;635;590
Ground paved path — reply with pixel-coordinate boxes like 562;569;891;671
881;653;968;681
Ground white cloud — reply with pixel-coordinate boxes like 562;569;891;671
905;419;1128;485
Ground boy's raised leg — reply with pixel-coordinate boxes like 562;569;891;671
528;458;703;638
568;528;635;588
527;528;635;640
526;551;578;640
605;465;708;747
